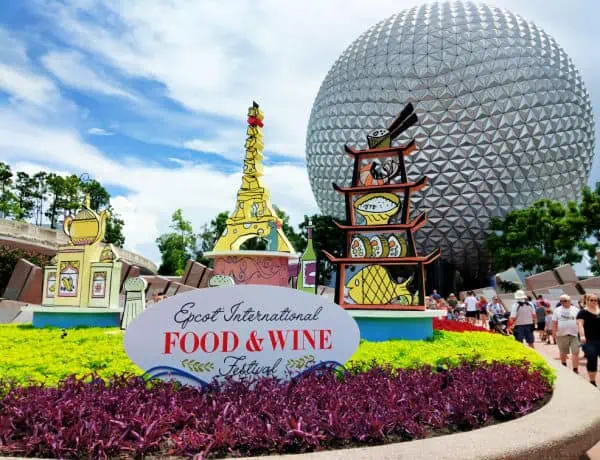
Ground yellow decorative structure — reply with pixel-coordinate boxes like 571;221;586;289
30;194;123;328
213;102;294;253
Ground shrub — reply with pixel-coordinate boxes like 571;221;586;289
0;325;140;386
0;364;550;459
349;331;555;385
0;325;554;387
433;318;491;333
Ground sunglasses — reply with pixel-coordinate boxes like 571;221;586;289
589;299;599;303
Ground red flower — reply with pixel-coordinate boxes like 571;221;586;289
433;318;493;333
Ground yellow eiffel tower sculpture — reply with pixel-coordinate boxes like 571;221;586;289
213;102;295;253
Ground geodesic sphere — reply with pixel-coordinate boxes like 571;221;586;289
306;1;595;271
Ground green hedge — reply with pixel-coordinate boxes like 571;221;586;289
349;330;554;384
1;325;140;386
0;325;554;386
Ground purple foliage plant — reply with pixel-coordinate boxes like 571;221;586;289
0;363;550;459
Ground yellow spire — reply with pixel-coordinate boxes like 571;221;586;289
84;193;91;209
213;102;295;253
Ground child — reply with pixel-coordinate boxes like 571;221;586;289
543;306;554;344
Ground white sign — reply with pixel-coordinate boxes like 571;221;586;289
124;285;360;387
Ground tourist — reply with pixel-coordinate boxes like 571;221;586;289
552;294;580;373
438;298;450;318
544;305;555;344
577;293;600;387
425;295;433;309
509;290;536;348
464;291;478;325
488;295;507;332
477;295;488;329
488;296;506;315
535;299;547;341
447;293;458;310
431;289;442;302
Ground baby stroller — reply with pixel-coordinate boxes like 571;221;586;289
489;312;510;335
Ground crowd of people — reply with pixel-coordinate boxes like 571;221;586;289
427;288;600;387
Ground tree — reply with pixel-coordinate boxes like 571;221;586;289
298;214;345;285
13;172;36;220
580;183;600;275
62;174;82;217
81;179;110;211
0;162;18;218
31;172;47;226
484;198;587;274
273;206;304;252
196;211;229;265
45;173;66;229
156;209;198;275
104;208;126;247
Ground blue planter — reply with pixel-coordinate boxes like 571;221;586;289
25;307;123;328
349;310;443;341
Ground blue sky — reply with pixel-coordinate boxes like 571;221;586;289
0;0;598;264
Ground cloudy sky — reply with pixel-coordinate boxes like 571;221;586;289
0;0;598;264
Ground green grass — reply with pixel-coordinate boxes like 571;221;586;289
0;325;554;386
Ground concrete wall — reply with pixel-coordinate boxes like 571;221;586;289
0;218;157;274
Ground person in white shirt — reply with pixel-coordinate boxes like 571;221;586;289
509;290;537;348
464;291;478;325
552;294;580;373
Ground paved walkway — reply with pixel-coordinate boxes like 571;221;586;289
533;335;600;459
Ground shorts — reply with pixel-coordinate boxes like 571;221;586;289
536;322;545;331
466;310;478;318
556;335;580;355
514;324;534;344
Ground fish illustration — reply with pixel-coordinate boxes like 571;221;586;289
346;265;413;305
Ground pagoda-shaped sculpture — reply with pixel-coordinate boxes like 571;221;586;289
27;195;123;328
205;102;296;286
323;103;442;339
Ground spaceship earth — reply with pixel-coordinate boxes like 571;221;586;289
306;1;596;273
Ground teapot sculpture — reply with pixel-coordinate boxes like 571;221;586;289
63;195;109;246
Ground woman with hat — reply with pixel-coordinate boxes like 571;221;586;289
509;290;537;348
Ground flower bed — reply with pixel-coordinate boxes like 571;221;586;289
433;318;491;333
0;325;554;386
0;364;551;459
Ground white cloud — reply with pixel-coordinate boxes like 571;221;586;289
183;128;245;162
167;157;193;167
35;0;424;158
0;108;317;264
0;63;60;107
87;127;114;136
41;50;137;100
